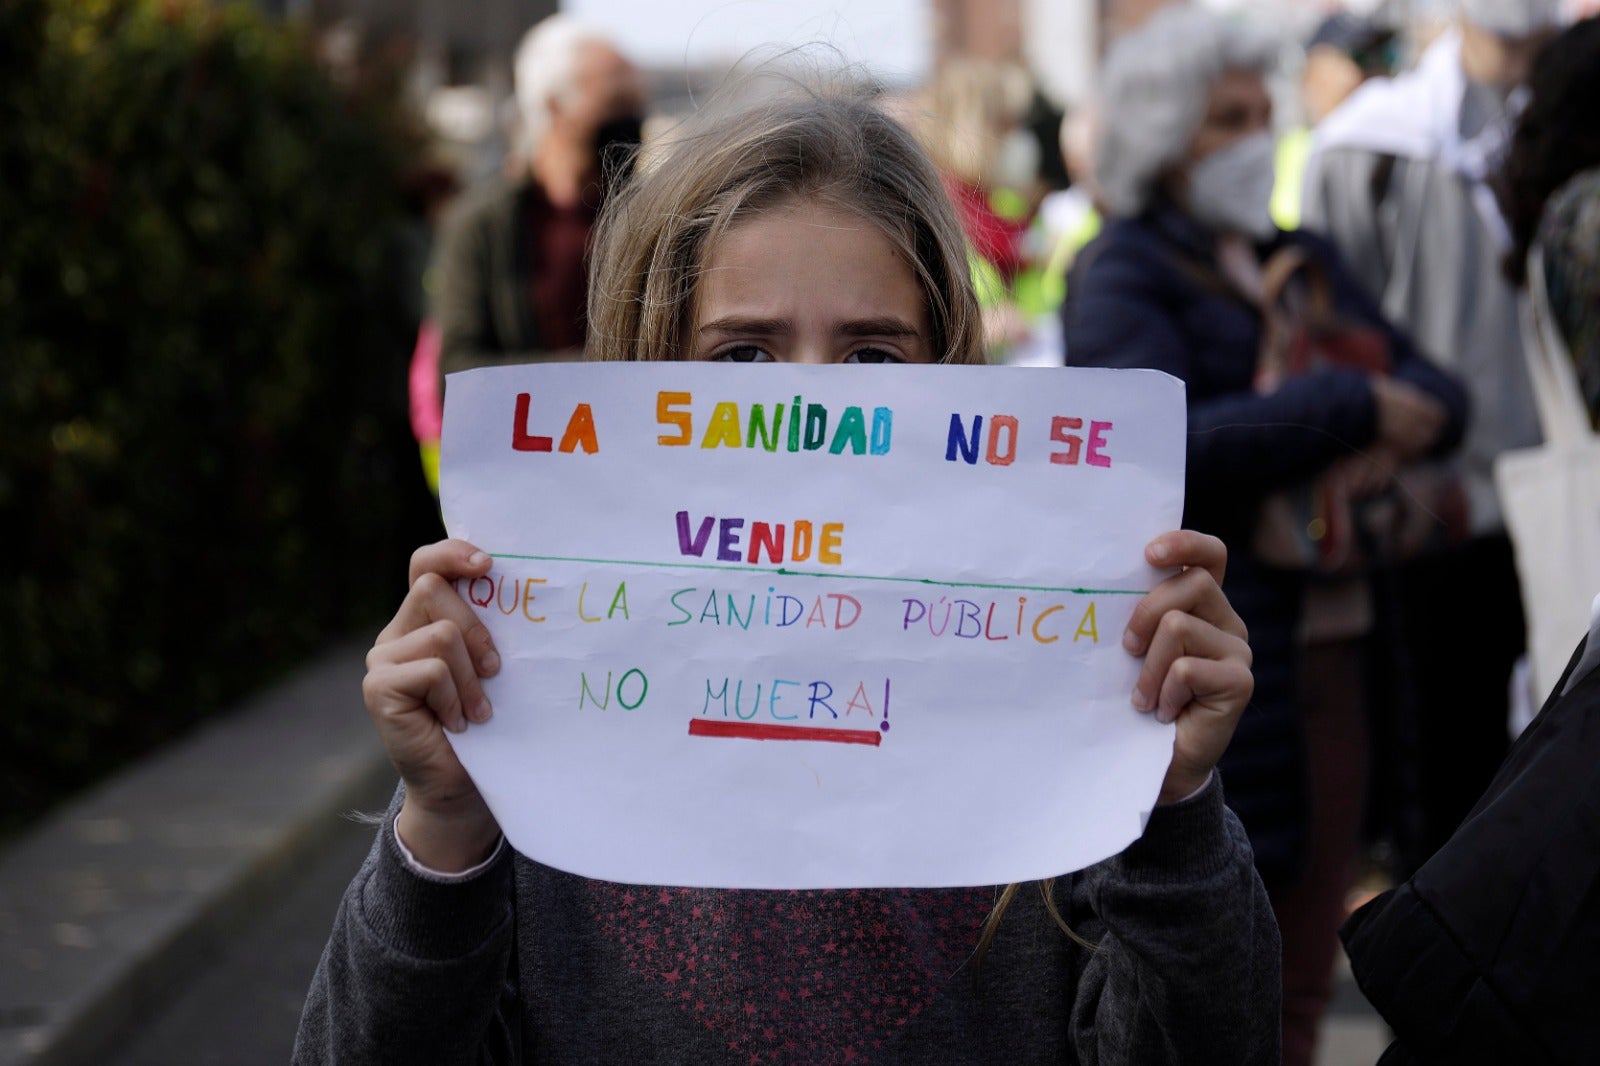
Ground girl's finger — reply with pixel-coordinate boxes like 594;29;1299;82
377;571;500;677
1153;652;1254;727
409;538;493;588
364;658;460;738
1124;566;1247;655
366;633;481;736
367;618;492;732
1146;529;1227;586
1131;609;1251;721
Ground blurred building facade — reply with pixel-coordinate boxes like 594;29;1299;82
268;0;1335;186
295;0;558;78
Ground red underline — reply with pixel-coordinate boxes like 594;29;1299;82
687;719;883;746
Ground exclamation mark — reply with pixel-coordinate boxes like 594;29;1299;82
881;679;891;732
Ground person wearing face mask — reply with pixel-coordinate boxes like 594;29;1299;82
1303;0;1565;885
1063;8;1468;1065
429;15;646;395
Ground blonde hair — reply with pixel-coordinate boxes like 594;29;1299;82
974;879;1098;984
585;79;985;365
913;59;1032;187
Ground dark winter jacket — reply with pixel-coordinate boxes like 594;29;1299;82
1062;205;1468;882
1342;628;1600;1066
430;178;590;389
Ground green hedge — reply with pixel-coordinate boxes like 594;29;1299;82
0;0;439;832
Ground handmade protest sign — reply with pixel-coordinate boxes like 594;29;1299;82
439;363;1186;889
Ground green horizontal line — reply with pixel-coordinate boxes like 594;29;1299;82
487;552;1146;596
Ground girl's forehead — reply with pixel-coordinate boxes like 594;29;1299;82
695;200;924;320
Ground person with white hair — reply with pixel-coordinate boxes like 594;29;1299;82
1303;0;1565;889
430;15;646;389
1062;7;1469;1065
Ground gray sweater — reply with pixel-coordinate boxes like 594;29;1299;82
293;776;1278;1064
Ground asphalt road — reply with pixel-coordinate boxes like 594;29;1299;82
102;777;390;1066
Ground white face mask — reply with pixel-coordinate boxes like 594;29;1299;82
990;129;1041;192
1184;130;1278;240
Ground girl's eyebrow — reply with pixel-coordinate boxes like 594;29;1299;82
697;316;921;338
838;317;920;338
698;316;790;336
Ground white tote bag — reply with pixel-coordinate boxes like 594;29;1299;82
1495;247;1600;702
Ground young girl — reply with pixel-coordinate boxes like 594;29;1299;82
296;83;1276;1065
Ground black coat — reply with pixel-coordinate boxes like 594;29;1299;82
1342;636;1600;1064
1063;206;1469;882
430;178;584;392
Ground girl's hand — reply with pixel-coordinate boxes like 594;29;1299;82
363;539;503;871
1122;531;1253;805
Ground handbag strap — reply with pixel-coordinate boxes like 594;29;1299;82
1260;245;1335;324
1521;244;1595;446
1255;246;1345;389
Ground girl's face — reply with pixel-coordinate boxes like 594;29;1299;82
690;198;933;365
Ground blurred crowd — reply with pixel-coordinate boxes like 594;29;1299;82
368;0;1600;1060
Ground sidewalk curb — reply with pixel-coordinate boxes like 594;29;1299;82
0;643;392;1066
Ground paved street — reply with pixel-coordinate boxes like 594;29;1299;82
102;776;391;1066
1319;957;1390;1066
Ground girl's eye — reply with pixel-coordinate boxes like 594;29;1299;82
712;345;775;363
844;347;905;365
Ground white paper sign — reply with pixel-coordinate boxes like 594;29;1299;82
440;363;1186;889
